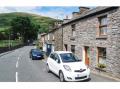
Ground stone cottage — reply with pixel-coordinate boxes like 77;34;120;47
39;20;63;55
62;7;120;78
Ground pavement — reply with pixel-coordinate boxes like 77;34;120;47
0;46;119;82
0;50;14;57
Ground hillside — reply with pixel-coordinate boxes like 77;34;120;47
0;12;60;33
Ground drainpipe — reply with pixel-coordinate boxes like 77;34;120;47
62;25;63;51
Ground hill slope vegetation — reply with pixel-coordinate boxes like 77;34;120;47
0;12;59;33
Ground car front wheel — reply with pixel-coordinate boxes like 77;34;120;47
59;71;65;82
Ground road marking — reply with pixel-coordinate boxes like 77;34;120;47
16;57;20;68
16;72;18;82
16;61;19;68
15;51;22;82
18;57;20;60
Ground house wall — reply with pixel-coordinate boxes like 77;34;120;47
63;8;120;78
54;27;63;51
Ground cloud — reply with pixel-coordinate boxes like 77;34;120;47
0;6;78;19
0;7;14;13
0;7;39;13
36;7;79;19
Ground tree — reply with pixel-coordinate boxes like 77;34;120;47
11;16;39;43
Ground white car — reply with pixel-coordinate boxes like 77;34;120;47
46;51;90;82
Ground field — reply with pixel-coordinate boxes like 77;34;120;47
0;40;22;47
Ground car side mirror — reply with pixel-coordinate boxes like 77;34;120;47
56;59;60;64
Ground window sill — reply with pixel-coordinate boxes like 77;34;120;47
96;35;107;39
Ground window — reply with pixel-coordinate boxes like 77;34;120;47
60;53;81;63
97;47;106;64
98;16;107;36
71;24;76;36
50;53;55;60
54;53;60;61
64;44;68;51
71;45;75;53
50;53;60;62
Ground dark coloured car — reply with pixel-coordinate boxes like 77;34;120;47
30;49;44;60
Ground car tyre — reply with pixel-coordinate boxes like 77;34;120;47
46;64;50;73
31;57;34;60
59;71;65;82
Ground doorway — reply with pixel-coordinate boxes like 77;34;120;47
84;46;90;66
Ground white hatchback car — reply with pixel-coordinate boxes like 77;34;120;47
46;51;90;82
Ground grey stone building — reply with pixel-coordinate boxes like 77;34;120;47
39;20;63;54
62;7;120;78
47;23;63;52
53;26;63;51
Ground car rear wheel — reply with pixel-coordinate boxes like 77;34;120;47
59;71;65;82
46;64;50;73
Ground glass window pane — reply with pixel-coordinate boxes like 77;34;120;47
100;17;107;25
71;45;75;53
100;27;107;35
99;57;106;64
98;47;106;64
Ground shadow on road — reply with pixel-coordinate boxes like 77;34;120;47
47;71;91;82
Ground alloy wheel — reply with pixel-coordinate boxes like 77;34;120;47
59;72;65;82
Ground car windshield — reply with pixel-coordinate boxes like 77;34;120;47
32;49;42;54
60;53;81;63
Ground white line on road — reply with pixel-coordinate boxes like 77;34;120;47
18;57;20;60
16;72;18;82
16;57;20;68
16;61;19;68
16;52;23;82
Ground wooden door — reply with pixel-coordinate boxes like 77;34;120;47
85;47;90;66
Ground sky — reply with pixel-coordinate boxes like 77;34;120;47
0;7;80;19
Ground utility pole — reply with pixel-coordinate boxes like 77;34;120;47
8;30;11;50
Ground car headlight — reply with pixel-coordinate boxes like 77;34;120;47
63;65;72;72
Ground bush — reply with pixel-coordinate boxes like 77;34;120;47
97;63;106;69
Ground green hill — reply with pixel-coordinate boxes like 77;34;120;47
0;12;60;33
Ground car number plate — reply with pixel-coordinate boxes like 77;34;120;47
37;56;41;57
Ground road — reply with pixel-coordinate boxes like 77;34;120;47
0;46;118;82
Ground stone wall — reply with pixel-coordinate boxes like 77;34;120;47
63;7;120;78
54;27;63;51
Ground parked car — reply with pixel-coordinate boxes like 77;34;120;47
46;51;90;82
30;49;44;60
32;42;36;45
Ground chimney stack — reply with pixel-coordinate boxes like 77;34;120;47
72;7;90;18
63;15;70;23
79;7;90;14
72;12;80;18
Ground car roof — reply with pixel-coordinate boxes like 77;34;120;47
52;51;72;54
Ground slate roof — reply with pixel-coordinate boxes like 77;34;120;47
63;7;118;25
